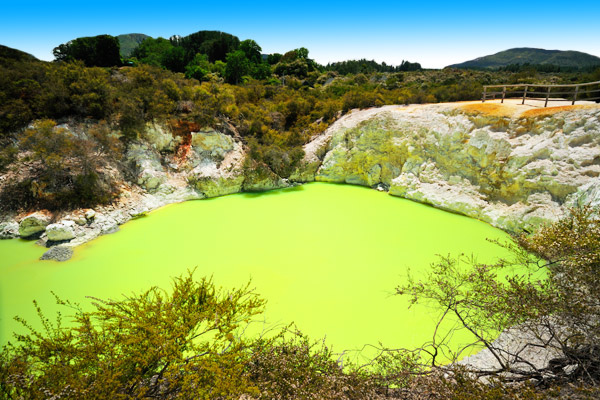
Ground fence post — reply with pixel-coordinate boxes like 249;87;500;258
545;86;551;107
522;85;528;104
572;85;579;105
501;86;506;103
482;86;487;103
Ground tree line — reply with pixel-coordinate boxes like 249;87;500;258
1;39;598;211
51;31;421;84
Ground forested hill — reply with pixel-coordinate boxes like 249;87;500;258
0;44;38;63
448;47;600;70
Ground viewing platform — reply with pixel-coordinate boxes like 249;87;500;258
482;81;600;107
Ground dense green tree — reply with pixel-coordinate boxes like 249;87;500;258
266;53;282;65
161;45;186;73
295;47;309;60
175;30;240;63
398;60;421;71
185;53;211;81
131;37;174;68
274;48;319;78
326;59;421;74
225;50;251;84
251;62;273;80
240;39;262;64
53;35;121;67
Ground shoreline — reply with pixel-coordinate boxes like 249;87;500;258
2;101;600;261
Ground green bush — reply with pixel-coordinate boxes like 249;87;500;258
0;120;119;211
0;271;265;399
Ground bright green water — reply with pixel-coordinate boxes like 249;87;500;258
0;183;512;360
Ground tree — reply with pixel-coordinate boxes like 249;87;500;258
177;30;240;63
225;50;250;84
0;271;265;399
274;48;319;78
251;62;272;80
53;35;121;67
267;53;282;65
131;37;174;68
397;206;600;388
185;53;211;81
162;46;186;73
240;39;262;64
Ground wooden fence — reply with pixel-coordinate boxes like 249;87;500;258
482;81;600;107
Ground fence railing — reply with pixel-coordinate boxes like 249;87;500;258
482;81;600;107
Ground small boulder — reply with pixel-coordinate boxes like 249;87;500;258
19;212;51;237
0;221;19;239
46;221;76;241
84;209;96;221
74;217;87;226
40;246;73;262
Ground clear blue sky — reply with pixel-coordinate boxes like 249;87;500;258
2;0;599;69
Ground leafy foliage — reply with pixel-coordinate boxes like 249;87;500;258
4;207;600;398
2;36;598;211
326;59;421;74
0;119;120;211
398;206;600;389
0;271;265;399
53;35;122;67
247;327;382;399
173;30;241;64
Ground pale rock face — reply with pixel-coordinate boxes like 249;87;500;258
18;212;51;237
46;221;76;241
189;138;247;197
141;122;181;152
0;221;19;238
127;143;167;191
10;103;600;260
312;104;600;232
191;130;235;160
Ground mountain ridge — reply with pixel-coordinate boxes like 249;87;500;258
0;44;38;62
117;33;151;57
448;47;600;70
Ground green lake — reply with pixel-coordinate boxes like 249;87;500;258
0;182;513;361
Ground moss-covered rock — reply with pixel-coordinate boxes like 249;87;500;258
18;212;51;238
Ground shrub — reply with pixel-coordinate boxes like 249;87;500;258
397;206;600;388
0;120;120;211
0;271;265;399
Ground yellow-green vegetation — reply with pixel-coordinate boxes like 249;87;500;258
0;119;120;210
0;272;266;399
1;43;598;211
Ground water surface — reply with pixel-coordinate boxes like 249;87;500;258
0;183;513;360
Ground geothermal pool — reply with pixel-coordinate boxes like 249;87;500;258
0;183;513;360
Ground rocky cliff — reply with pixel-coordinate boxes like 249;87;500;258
2;101;599;259
309;102;600;232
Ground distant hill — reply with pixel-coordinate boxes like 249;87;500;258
117;33;151;57
448;48;600;70
0;44;38;62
